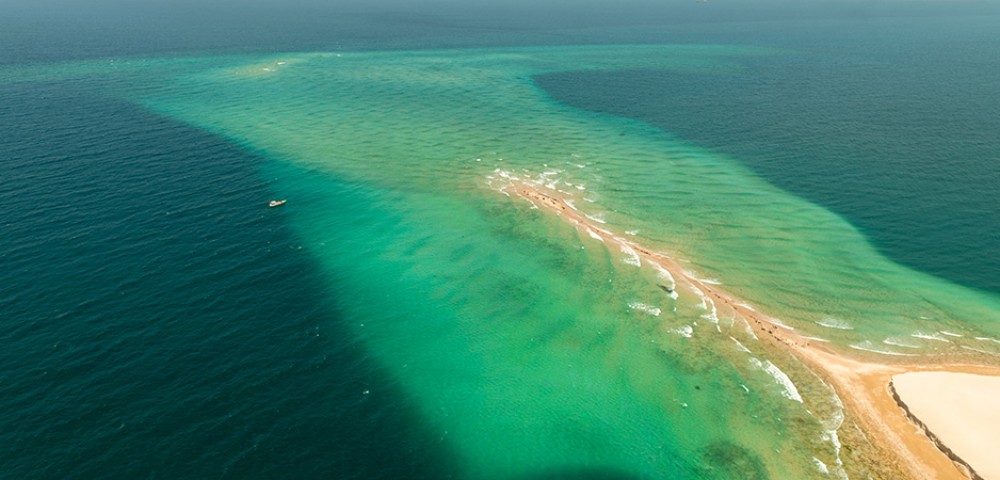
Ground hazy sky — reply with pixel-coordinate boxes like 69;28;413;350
6;0;999;18
2;0;998;64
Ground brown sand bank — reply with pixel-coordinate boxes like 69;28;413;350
511;184;1000;480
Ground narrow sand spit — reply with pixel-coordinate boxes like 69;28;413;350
512;184;1000;480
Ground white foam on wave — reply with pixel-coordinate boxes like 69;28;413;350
962;345;995;355
700;278;722;285
585;228;604;242
816;317;853;330
688;283;708;309
742;319;759;340
654;265;675;285
584;212;607;224
700;296;720;328
628;302;661;317
653;265;679;299
768;318;796;331
818;401;849;480
939;330;963;338
849;341;918;356
564;199;577;210
730;337;752;353
825;449;848;479
802;335;830;343
670;325;694;338
624;229;639;236
813;458;830;475
823;389;845;432
493;168;522;183
749;358;803;403
975;336;1000;345
882;337;922;349
619;244;641;267
911;332;950;343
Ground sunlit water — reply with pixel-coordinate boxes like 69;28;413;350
3;15;999;480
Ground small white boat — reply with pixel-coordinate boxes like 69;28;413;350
268;200;286;208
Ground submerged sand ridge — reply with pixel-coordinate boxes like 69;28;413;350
509;182;1000;480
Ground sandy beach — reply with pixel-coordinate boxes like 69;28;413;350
892;372;1000;479
512;184;1000;480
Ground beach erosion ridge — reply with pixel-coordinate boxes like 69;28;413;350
497;177;1000;480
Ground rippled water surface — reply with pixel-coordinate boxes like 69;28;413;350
2;13;999;480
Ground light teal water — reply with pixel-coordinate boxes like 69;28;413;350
126;45;1000;478
5;43;999;479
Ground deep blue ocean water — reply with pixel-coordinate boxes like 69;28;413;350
535;15;1000;294
0;80;456;478
2;4;999;479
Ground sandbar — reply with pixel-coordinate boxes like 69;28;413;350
508;183;1000;480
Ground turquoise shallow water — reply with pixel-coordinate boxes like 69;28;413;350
2;13;1000;480
117;44;1000;478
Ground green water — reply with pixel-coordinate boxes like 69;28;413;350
14;45;998;478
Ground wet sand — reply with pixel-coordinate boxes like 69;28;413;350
511;184;1000;480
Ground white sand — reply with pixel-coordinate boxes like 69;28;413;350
893;372;1000;479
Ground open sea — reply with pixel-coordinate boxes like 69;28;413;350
2;4;999;479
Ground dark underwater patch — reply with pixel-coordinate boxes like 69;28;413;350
696;441;769;480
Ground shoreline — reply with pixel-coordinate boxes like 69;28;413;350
888;377;981;480
891;372;1000;480
510;183;1000;480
